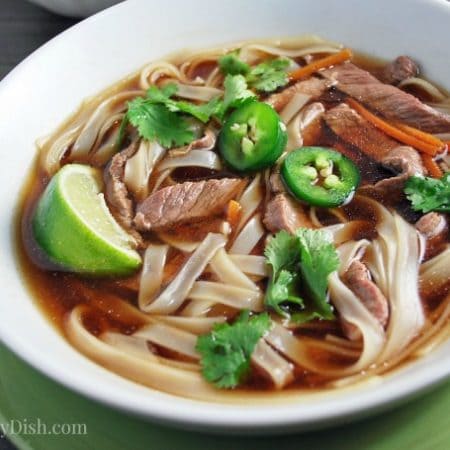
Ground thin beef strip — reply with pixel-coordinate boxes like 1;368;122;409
263;193;313;234
104;141;139;228
266;77;331;112
321;62;450;133
379;56;419;85
134;178;246;231
341;260;389;341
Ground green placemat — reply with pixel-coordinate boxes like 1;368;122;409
0;343;448;450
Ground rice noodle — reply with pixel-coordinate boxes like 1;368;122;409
157;149;222;172
156;234;200;253
70;90;143;161
365;206;425;362
124;140;166;201
286;102;325;152
236;174;263;233
279;93;311;124
139;61;204;89
228;254;269;277
229;214;264;255
420;245;450;293
144;233;226;314
162;81;222;101
252;340;294;389
398;77;447;102
101;331;158;361
238;41;341;64
209;248;258;290
134;323;199;359
189;281;264;311
138;245;169;311
151;316;226;334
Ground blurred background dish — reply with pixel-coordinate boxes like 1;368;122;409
26;0;122;17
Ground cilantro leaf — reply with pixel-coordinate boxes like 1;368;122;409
166;96;223;123
246;58;290;93
121;83;224;147
146;83;222;123
296;228;339;320
264;228;339;322
218;52;290;93
264;230;298;275
218;51;250;76
126;97;194;148
265;270;304;317
220;74;256;117
404;173;450;213
196;311;271;388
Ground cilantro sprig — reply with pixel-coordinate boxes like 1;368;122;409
219;51;290;93
404;173;450;213
264;228;339;323
120;76;259;148
196;311;271;389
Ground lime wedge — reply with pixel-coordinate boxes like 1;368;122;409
32;163;142;276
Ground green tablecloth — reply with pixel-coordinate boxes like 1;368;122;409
0;343;449;450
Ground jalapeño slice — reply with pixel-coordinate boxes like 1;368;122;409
219;101;287;172
281;147;360;208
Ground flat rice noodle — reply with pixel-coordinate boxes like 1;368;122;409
420;244;450;293
66;306;224;401
71;90;143;160
209;248;259;290
228;254;269;277
364;202;425;362
144;233;226;314
279;92;311;124
236;175;263;233
157;149;222;172
124;140;166;201
134;322;199;359
251;340;294;389
188;281;264;311
138;245;169;311
165;81;223;101
229;214;264;255
151;315;226;334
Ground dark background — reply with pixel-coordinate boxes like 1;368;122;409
0;2;78;447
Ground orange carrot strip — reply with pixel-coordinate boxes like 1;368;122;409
422;155;443;178
394;122;445;150
226;200;242;230
288;48;353;82
346;98;439;156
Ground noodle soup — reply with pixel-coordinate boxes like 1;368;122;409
18;37;450;401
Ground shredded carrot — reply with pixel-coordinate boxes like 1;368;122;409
346;98;440;156
288;48;353;82
226;200;242;230
393;122;445;151
422;155;443;178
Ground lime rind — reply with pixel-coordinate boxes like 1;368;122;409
33;164;141;276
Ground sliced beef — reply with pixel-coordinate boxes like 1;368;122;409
324;103;399;162
341;260;389;341
416;212;447;239
263;194;313;234
104;141;139;228
169;127;216;157
321;62;450;133
380;56;419;85
134;178;246;231
268;172;286;194
266;77;330;112
359;146;425;198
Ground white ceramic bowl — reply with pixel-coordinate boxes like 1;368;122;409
1;0;449;434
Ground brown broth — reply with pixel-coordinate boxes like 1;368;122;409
15;49;450;392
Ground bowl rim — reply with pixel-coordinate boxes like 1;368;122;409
1;0;450;433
